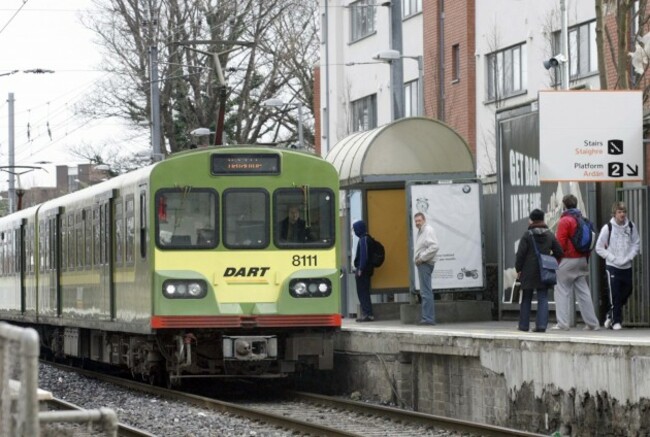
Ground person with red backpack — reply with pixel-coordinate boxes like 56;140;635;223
553;194;600;331
595;201;640;330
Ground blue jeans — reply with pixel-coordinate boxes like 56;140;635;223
519;288;549;331
417;263;435;323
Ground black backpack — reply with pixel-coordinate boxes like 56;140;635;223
367;235;385;268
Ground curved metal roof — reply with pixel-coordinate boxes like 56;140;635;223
325;117;475;187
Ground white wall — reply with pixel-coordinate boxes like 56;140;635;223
320;1;424;154
475;0;600;176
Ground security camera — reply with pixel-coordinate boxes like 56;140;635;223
543;54;567;70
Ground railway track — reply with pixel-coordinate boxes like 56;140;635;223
240;390;545;437
43;362;544;436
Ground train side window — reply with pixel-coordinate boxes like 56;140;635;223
40;219;48;270
155;189;218;250
14;229;20;274
67;214;75;270
84;209;91;268
26;223;34;273
50;217;58;271
60;215;67;271
223;189;269;249
125;195;135;264
93;208;100;266
114;201;124;266
76;211;83;268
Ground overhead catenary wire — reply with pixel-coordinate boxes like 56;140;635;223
0;0;30;36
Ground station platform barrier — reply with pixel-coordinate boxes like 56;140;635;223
0;322;119;436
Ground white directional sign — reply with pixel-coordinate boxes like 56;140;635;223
539;91;643;182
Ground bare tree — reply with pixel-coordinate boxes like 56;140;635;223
78;0;319;157
596;0;650;95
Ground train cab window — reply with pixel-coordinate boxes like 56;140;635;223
223;189;269;249
274;188;335;248
155;189;218;250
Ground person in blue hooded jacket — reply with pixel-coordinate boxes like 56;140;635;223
353;220;374;322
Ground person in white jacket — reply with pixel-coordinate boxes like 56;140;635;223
413;212;440;325
595;201;640;330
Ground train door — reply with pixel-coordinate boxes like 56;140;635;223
95;192;114;320
18;219;25;314
50;210;62;316
37;210;61;319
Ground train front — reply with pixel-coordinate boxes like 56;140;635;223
149;148;341;381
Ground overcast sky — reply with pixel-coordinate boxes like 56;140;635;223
0;0;145;189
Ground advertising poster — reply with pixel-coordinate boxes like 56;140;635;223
499;108;589;305
408;181;484;290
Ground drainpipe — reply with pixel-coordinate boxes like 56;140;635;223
438;0;445;121
323;1;330;154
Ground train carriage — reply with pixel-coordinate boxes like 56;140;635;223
0;147;341;384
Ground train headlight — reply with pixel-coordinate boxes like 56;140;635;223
162;280;207;299
292;281;308;296
188;282;204;297
165;283;177;296
289;278;331;298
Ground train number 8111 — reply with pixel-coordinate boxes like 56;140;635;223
292;255;318;266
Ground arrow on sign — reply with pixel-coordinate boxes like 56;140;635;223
627;164;639;176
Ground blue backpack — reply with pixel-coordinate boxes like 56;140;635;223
569;212;596;254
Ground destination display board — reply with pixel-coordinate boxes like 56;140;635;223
211;153;280;175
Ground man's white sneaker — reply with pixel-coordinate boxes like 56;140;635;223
551;324;569;331
583;324;600;331
613;323;622;330
604;318;612;329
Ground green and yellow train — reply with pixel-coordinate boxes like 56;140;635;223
0;147;341;384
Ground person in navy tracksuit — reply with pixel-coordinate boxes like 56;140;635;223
595;201;640;330
353;220;374;322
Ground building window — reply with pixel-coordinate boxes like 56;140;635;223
350;0;376;42
552;20;597;82
452;44;460;82
404;80;419;116
351;94;377;132
486;43;527;101
402;0;422;18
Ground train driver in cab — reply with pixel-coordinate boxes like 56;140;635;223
279;205;312;243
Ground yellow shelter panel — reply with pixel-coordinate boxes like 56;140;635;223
367;189;408;289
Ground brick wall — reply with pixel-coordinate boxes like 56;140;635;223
601;5;650;183
423;0;477;162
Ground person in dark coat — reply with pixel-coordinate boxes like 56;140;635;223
279;205;311;243
515;209;563;332
353;220;374;322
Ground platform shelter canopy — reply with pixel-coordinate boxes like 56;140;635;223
325;117;475;188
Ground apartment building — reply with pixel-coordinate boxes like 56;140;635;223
318;1;649;177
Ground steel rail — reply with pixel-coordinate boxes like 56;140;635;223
286;390;546;437
44;362;543;436
44;362;359;437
